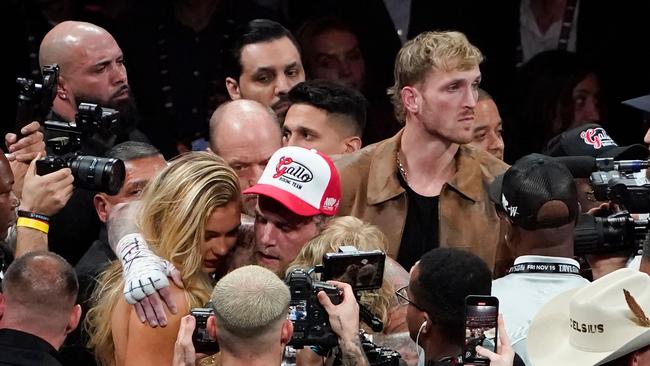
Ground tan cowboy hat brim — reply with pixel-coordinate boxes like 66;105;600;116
528;287;650;366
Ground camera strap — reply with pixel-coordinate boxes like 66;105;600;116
507;262;580;275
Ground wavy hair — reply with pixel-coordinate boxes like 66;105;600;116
86;152;241;366
286;216;395;325
388;30;483;123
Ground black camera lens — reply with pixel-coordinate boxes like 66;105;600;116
69;155;125;195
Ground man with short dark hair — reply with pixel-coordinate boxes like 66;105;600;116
283;80;366;155
397;248;514;365
0;251;81;366
489;153;590;365
224;19;305;118
469;89;504;161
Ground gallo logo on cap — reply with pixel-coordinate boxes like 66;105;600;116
580;127;616;150
244;146;341;217
273;157;314;183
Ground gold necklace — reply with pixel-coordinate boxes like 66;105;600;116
396;150;408;183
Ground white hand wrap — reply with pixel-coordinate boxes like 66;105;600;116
116;233;176;304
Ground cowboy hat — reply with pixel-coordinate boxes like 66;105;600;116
528;268;650;365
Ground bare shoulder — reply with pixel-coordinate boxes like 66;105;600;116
113;283;190;366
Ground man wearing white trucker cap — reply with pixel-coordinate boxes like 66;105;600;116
244;146;341;275
527;268;650;366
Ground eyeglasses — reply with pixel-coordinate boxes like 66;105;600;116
395;286;425;311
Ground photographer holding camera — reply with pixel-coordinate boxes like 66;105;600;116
34;20;149;266
172;265;370;366
0;122;74;270
543;123;650;279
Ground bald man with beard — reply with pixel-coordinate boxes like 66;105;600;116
39;21;149;154
39;21;149;266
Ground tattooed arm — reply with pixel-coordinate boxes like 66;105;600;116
317;281;370;366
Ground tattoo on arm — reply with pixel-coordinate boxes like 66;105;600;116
337;316;370;366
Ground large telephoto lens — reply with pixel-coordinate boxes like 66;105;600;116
69;155;125;195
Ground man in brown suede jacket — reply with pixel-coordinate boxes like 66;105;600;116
335;31;510;274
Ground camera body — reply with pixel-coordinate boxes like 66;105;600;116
36;103;125;195
15;64;59;135
574;212;648;255
285;268;341;349
189;307;220;353
590;170;650;213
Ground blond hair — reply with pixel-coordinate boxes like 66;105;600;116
286;216;394;325
86;152;241;366
388;31;483;123
211;265;290;343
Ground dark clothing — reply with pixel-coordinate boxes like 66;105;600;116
115;0;281;158
43;110;147;266
0;240;13;284
75;226;116;308
60;227;115;366
0;329;62;366
396;173;439;271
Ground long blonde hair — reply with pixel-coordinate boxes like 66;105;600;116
86;152;241;366
286;216;395;325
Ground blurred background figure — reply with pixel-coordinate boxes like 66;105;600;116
506;50;603;162
296;16;401;145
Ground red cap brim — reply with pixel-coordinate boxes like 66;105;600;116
243;184;321;217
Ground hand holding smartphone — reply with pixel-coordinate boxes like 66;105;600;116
462;295;499;365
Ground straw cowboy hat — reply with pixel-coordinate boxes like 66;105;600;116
528;268;650;365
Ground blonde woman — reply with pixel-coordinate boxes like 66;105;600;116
87;152;241;366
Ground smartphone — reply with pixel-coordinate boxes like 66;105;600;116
321;249;385;291
462;295;499;365
190;307;220;353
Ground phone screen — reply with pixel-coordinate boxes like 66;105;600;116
462;296;499;365
321;251;385;290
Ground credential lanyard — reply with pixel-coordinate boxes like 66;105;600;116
508;262;580;275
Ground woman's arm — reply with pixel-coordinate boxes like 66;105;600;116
119;284;190;366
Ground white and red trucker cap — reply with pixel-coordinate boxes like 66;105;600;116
243;146;341;216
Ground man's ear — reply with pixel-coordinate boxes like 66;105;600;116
225;77;242;100
65;304;82;335
280;318;293;345
207;314;218;340
343;136;362;153
400;86;420;115
93;193;109;223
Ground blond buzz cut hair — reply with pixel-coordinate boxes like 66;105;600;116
388;31;483;123
211;265;290;338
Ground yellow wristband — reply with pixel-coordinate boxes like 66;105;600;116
16;217;50;234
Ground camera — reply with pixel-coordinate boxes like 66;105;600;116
15;64;59;136
36;103;125;195
330;331;401;366
359;332;402;366
285;268;341;349
574;212;648;256
189;307;220;353
589;158;650;213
